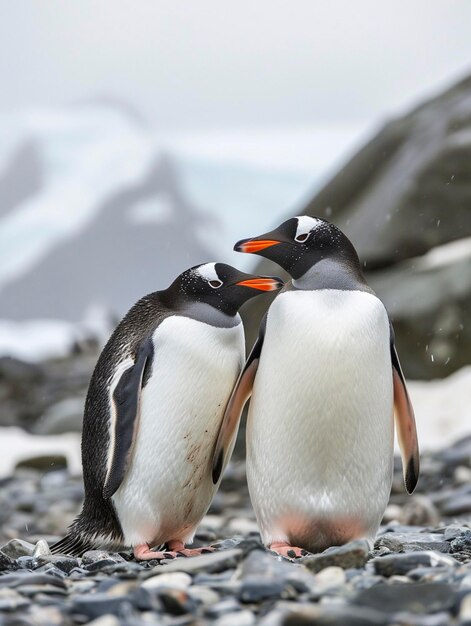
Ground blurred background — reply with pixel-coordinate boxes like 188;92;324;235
0;1;470;475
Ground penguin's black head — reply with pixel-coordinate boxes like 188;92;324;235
167;263;283;316
234;216;362;280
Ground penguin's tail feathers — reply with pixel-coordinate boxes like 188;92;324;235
50;498;124;557
50;533;93;557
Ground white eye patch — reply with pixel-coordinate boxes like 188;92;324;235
194;262;221;284
295;216;322;241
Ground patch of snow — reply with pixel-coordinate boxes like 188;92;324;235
0;427;81;477
0;320;80;362
128;192;174;224
0;108;156;291
0;310;114;362
405;366;471;451
416;236;471;270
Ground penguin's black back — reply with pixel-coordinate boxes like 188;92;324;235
52;291;172;555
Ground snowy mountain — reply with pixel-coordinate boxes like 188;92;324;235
0;103;364;325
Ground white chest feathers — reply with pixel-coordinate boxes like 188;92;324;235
247;289;395;550
112;315;245;546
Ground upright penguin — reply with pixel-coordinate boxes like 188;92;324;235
212;217;419;558
52;263;282;560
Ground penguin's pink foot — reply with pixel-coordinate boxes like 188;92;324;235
133;543;177;561
269;542;307;560
166;540;215;557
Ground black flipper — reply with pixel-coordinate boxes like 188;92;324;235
211;315;267;484
103;337;154;499
390;323;420;494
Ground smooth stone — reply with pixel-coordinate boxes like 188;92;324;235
460;593;471;621
70;580;97;594
188;585;220;606
157;588;196;616
87;617;121;626
238;548;316;595
13;583;67;596
374;535;405;553
314;566;347;593
142;572;192;590
33;563;69;579
146;548;242;576
215;609;255;626
378;532;446;544
399;496;440;526
201;515;224;531
33;539;51;557
25;606;65;624
442;495;471;516
0;539;35;559
382;504;403;524
194;570;235;586
0;550;20;572
302;540;370;573
0;572;67;589
403;541;451;554
240;548;296;579
239;578;286;603
348;573;384;592
226;518;260;535
15;455;68;472
0;588;30;610
455;466;471;485
16;556;38;570
266;601;388;625
354;581;455;614
81;550;125;565
206;598;244;618
393;612;454;626
35;397;84;435
36;555;79;574
73;594;134;619
444;525;470;541
450;530;471;553
379;524;432;535
212;538;243;551
372;551;458;576
128;586;158;612
84;558;127;572
407;566;455;582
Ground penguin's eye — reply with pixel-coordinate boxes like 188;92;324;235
295;232;309;243
209;279;223;289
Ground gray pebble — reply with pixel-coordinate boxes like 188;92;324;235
33;539;51;557
0;539;35;559
353;581;455;614
302;540;370;573
372;551;458;576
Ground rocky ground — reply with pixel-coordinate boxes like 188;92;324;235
0;438;470;625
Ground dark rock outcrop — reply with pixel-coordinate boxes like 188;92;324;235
247;75;471;379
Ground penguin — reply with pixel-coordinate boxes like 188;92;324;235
212;216;419;558
52;263;283;560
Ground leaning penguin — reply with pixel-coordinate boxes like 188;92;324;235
52;263;282;560
212;217;419;559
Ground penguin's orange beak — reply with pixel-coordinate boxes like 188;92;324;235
236;278;283;291
234;238;281;253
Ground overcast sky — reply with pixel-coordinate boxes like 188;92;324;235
1;1;471;129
